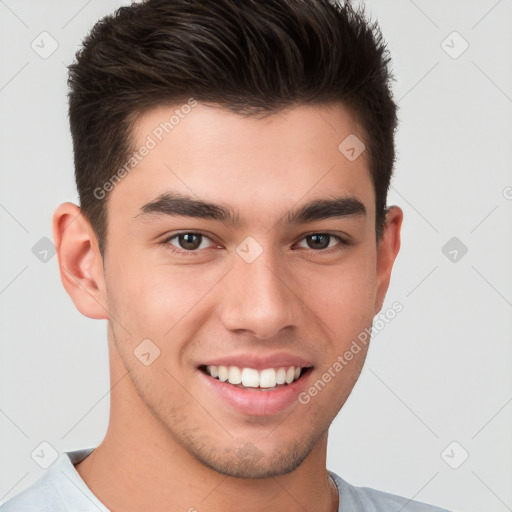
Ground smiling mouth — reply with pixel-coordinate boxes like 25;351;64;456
199;364;313;391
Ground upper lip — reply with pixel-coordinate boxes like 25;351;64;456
199;352;314;371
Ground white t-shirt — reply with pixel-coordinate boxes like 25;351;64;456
0;448;452;511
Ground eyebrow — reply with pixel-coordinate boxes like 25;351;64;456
136;191;366;226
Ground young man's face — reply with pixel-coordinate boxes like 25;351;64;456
59;102;401;479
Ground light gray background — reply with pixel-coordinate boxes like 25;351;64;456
1;1;511;511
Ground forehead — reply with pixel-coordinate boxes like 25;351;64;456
108;101;374;224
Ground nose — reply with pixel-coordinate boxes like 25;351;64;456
219;246;300;339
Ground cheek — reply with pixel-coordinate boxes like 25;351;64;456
308;247;377;331
105;255;222;336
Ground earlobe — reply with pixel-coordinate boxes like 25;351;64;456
374;206;403;314
52;202;109;320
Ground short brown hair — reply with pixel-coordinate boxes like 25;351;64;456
68;0;398;256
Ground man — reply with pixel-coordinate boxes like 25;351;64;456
1;0;453;510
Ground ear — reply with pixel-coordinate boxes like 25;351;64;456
374;205;403;314
52;202;109;319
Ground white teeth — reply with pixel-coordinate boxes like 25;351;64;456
204;364;305;389
276;367;286;384
241;368;259;387
218;365;228;382
228;366;242;385
259;368;277;388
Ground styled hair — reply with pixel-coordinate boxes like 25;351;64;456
68;0;398;256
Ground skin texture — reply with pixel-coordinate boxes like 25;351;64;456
53;102;402;512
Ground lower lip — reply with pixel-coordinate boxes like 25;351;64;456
197;368;312;416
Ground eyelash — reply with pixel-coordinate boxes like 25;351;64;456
160;231;351;256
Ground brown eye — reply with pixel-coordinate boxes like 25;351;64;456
178;233;203;250
306;234;331;250
294;233;350;254
164;232;214;253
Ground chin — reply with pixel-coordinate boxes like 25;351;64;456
190;437;315;479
